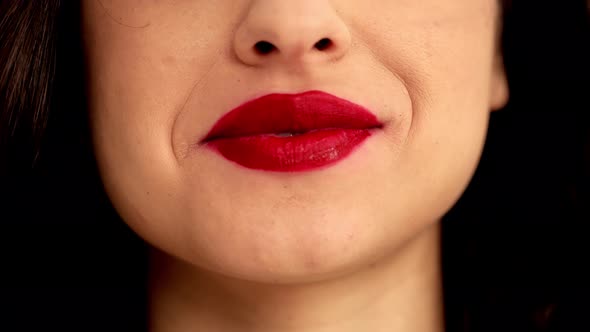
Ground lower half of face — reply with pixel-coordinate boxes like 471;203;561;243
83;0;507;283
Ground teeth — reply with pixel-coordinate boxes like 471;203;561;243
275;132;295;137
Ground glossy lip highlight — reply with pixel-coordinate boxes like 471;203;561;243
201;90;383;172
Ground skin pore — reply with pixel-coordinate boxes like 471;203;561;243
82;0;508;331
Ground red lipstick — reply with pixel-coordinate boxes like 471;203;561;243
201;90;382;172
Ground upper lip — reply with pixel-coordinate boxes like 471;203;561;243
201;90;382;143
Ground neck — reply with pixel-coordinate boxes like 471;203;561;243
148;224;444;332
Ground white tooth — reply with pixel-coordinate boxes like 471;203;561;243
276;133;294;137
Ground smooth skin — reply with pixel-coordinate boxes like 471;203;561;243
83;0;508;331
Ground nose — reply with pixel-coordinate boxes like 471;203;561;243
233;0;351;67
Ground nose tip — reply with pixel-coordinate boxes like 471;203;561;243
233;2;351;66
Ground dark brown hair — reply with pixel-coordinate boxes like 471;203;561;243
1;1;589;331
1;1;59;166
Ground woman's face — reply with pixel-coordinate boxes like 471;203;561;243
83;0;507;282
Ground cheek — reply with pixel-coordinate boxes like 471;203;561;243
83;2;233;247
354;1;498;218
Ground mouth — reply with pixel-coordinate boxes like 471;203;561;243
200;90;383;172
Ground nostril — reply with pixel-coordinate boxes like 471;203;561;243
314;38;333;51
254;41;276;55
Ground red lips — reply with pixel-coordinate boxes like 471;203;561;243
201;90;382;172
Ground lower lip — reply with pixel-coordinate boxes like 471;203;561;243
206;128;374;172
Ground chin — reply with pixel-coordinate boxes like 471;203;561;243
161;202;429;285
